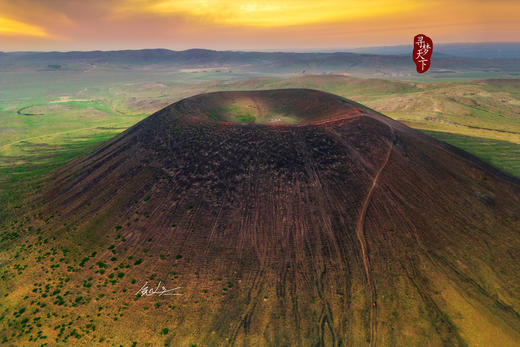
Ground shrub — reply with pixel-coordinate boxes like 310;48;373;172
79;257;90;267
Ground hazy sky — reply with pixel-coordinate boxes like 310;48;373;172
1;0;519;51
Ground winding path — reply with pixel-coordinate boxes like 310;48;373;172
17;105;43;116
355;121;394;347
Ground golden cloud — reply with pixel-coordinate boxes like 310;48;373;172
118;0;423;27
0;17;49;37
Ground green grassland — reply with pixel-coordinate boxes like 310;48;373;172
421;130;520;178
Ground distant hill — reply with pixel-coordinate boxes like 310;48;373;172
350;42;520;59
1;48;519;78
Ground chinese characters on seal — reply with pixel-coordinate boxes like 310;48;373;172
413;34;433;73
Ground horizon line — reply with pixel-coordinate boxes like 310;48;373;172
2;41;520;54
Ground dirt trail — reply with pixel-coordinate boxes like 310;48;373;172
17;105;43;116
251;96;264;120
355;121;394;347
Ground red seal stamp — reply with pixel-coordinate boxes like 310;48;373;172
413;34;433;73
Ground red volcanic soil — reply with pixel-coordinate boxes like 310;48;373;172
6;89;520;346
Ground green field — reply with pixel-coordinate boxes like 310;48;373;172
421;130;520;178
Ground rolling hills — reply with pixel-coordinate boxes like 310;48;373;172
350;42;520;59
1;89;519;346
2;48;520;79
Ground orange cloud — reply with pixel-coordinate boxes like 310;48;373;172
0;16;49;37
117;0;423;27
0;0;519;50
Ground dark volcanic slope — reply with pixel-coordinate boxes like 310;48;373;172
3;89;520;346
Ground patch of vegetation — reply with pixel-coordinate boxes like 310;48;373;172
422;130;520;178
235;113;256;123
